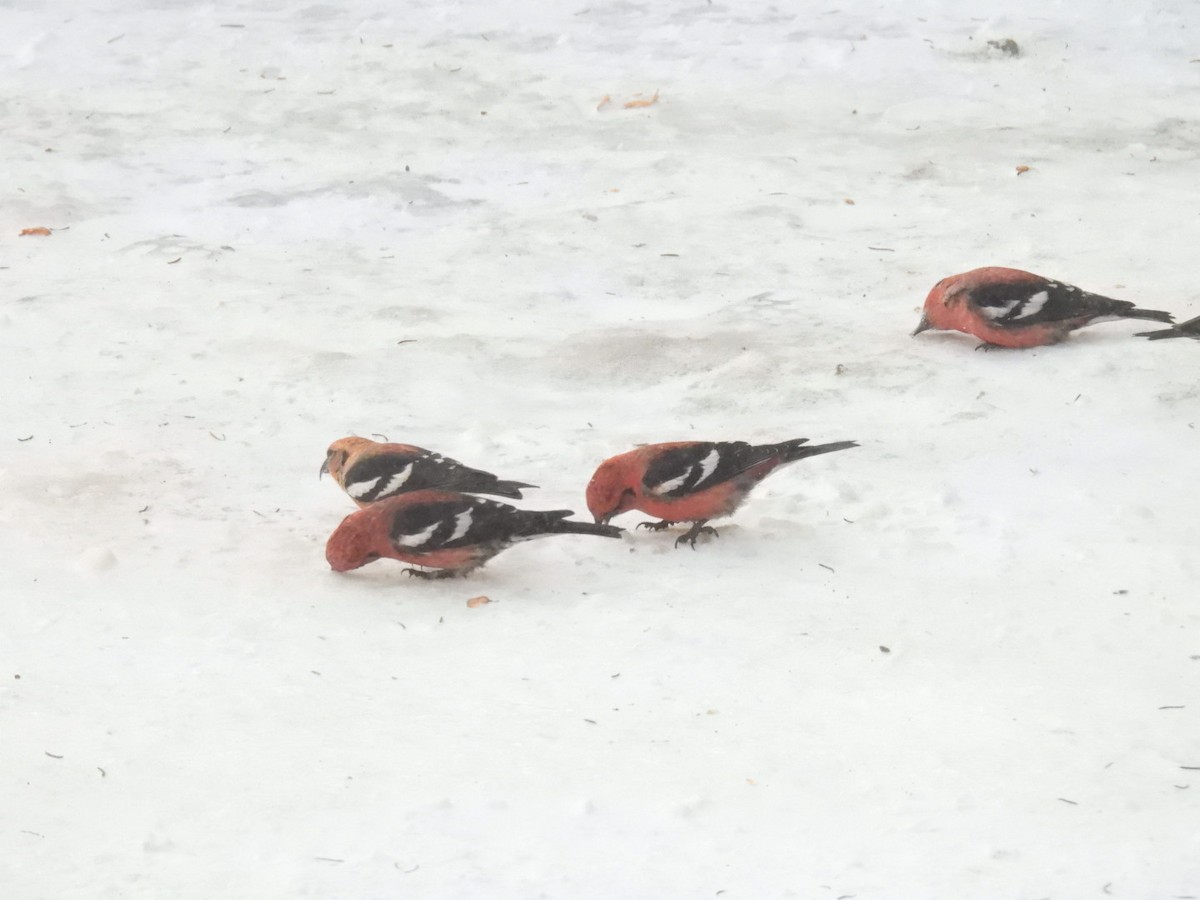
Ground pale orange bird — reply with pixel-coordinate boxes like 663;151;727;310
321;436;535;506
913;267;1174;349
585;438;856;548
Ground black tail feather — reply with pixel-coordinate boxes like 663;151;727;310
490;479;538;499
779;439;859;463
1122;306;1175;324
550;519;624;539
1136;313;1200;340
1137;327;1186;340
526;510;623;539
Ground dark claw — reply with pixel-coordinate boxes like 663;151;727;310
637;520;673;532
403;567;457;580
673;524;719;549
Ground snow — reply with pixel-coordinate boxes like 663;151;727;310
3;0;1199;896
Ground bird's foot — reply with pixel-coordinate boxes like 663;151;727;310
403;567;459;580
636;519;674;532
974;341;1007;352
674;522;719;550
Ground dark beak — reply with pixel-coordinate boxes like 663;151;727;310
911;314;931;337
319;459;330;479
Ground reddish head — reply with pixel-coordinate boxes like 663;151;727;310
325;509;385;571
913;274;960;336
585;452;642;524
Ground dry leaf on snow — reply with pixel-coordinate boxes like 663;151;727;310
623;90;659;109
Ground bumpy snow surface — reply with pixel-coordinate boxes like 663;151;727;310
3;1;1198;897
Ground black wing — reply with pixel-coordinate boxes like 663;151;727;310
642;442;780;499
344;451;532;502
970;279;1139;328
387;496;603;550
387;495;525;551
343;450;424;502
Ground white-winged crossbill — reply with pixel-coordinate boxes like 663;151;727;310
321;436;535;506
325;489;622;578
912;266;1174;349
585;438;856;548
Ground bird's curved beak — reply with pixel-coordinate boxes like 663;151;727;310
911;314;931;336
319;458;330;479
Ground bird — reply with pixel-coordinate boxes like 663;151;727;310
911;266;1174;349
1136;313;1200;341
325;489;623;577
321;436;535;505
585;438;857;548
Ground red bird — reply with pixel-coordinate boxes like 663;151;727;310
912;266;1174;349
1136;313;1200;341
325;489;623;578
321;436;535;506
585;438;857;548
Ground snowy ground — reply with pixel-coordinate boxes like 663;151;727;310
3;0;1199;897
